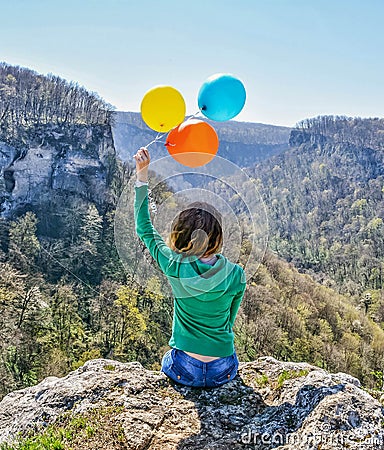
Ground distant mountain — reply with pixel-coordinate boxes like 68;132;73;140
111;111;291;168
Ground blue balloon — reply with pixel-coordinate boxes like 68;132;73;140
198;73;246;121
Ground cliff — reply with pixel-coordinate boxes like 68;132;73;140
0;357;382;449
0;63;116;224
0;123;117;228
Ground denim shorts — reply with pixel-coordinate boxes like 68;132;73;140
161;348;239;388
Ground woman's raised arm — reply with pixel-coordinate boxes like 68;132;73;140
133;148;175;275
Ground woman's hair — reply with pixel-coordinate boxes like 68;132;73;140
167;202;223;257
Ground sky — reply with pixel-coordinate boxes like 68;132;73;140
0;0;383;127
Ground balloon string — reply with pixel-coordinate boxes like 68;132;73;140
133;109;204;156
132;132;165;158
186;109;203;121
144;132;166;149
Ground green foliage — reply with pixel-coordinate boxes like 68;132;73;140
248;117;384;297
255;374;269;387
0;62;113;146
233;254;384;389
8;212;40;272
0;406;125;449
370;370;384;390
50;283;85;354
0;433;65;449
71;349;102;371
3;346;38;387
276;369;309;389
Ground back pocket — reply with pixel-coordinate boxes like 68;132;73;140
171;360;196;383
211;362;238;385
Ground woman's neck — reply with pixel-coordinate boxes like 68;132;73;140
199;254;218;265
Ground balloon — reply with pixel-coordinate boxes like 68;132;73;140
165;119;219;167
198;73;246;121
141;86;186;132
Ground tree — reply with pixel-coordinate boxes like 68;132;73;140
8;212;40;272
113;286;147;358
50;282;85;362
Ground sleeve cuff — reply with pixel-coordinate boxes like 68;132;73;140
135;180;149;187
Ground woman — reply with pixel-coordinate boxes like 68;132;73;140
133;148;246;388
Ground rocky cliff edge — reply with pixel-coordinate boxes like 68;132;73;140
0;357;383;449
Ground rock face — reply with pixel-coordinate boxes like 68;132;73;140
0;124;116;221
0;357;382;449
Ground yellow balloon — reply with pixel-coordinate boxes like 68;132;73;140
140;86;186;132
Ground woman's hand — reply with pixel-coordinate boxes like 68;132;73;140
133;147;150;182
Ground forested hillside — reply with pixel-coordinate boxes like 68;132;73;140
1;209;384;400
0;62;111;135
0;64;383;403
249;116;384;302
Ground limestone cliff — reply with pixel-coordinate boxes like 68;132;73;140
0;123;117;225
0;357;382;449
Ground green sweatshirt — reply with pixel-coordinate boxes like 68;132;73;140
134;184;246;357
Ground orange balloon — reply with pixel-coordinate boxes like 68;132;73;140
165;119;219;167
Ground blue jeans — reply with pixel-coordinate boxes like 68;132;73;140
161;348;239;388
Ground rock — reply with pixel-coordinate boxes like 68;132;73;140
0;357;382;449
0;123;116;219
